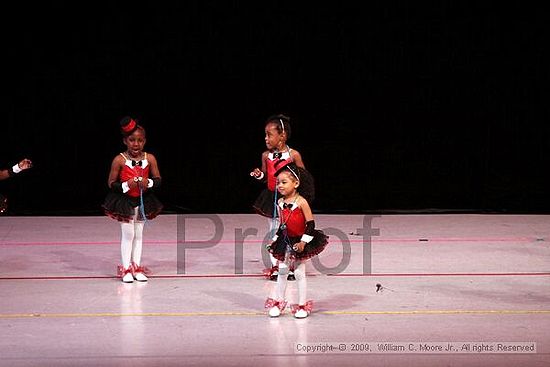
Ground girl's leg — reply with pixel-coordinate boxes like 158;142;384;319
269;217;279;268
293;261;310;318
120;222;135;269
273;262;289;300
131;221;144;266
120;219;135;282
294;261;307;305
267;261;289;317
269;254;278;267
131;208;147;281
266;218;279;280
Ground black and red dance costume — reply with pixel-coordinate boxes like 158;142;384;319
102;152;163;222
268;200;328;262
264;199;328;316
253;149;294;218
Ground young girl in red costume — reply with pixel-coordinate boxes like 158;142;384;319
264;163;328;319
102;116;163;283
0;158;33;213
250;114;305;281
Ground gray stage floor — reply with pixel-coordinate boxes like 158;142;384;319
0;214;549;366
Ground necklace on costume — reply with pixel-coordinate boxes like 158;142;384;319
126;151;144;160
279;195;299;231
126;151;145;166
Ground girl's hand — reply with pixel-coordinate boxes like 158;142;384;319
18;159;32;170
293;241;306;253
250;168;263;179
127;178;138;189
138;178;148;191
132;177;148;190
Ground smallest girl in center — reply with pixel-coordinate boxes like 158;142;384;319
264;163;328;319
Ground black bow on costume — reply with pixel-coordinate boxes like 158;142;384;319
131;160;142;167
282;203;294;209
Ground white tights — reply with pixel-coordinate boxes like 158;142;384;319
273;261;307;305
120;207;145;269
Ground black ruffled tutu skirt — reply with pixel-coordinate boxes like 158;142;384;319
0;194;7;214
102;191;163;222
253;188;278;218
268;229;329;262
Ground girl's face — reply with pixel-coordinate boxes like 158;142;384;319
264;122;285;150
123;129;146;157
276;171;299;197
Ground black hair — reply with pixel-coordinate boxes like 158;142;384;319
265;114;291;140
274;162;315;204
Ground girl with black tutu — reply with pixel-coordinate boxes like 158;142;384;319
249;114;306;280
264;163;328;319
102;116;163;283
0;158;33;213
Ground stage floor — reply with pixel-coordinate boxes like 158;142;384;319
1;214;549;366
